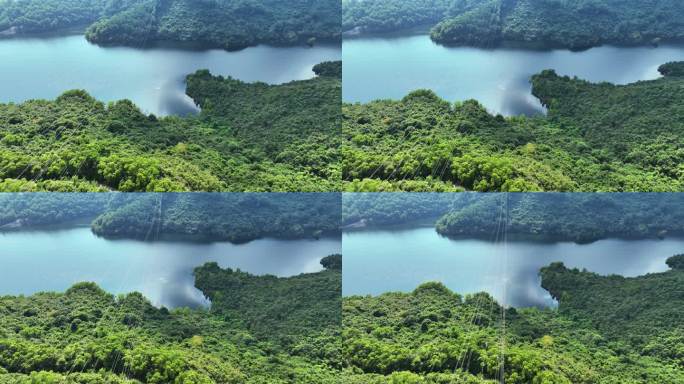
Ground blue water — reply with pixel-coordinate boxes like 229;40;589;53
343;227;682;308
0;226;341;308
343;34;684;115
0;34;341;116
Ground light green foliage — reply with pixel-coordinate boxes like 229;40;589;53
343;65;684;192
0;257;342;383
0;62;341;192
343;260;684;383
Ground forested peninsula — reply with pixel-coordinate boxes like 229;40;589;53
343;62;684;192
0;0;341;50
343;0;684;50
0;61;341;192
0;193;341;243
342;254;684;383
343;193;684;243
0;255;342;383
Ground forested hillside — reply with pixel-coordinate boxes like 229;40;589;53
343;62;684;192
0;62;341;192
343;0;684;50
91;193;341;242
0;255;342;383
342;193;684;243
342;0;452;35
195;254;342;352
0;193;112;227
342;256;684;383
0;0;340;50
0;193;341;243
541;255;684;352
435;193;684;242
342;192;475;227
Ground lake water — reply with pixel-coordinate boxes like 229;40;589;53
0;226;341;308
0;34;341;116
343;34;684;115
343;227;683;308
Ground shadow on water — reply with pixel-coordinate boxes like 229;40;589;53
158;76;201;116
0;34;341;116
160;268;211;309
343;227;683;308
0;227;341;309
499;75;547;117
343;34;684;115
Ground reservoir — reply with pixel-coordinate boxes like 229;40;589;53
343;34;684;116
0;226;341;308
343;227;682;308
0;34;341;116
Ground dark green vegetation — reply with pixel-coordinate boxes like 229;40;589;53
0;193;112;227
0;0;340;50
342;255;684;383
658;61;684;77
0;255;342;383
0;193;341;243
195;254;341;353
343;193;684;243
436;193;684;242
343;63;684;192
0;61;341;192
342;193;472;228
343;0;684;50
541;255;684;356
342;0;452;35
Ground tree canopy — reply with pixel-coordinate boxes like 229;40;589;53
0;62;341;192
0;255;342;383
343;258;684;382
0;0;341;50
343;193;684;243
343;0;684;50
0;193;341;243
343;63;684;192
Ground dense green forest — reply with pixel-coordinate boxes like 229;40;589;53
0;0;340;50
0;255;342;383
0;61;341;192
343;0;684;50
0;193;112;227
343;62;684;192
91;193;341;242
342;193;470;227
0;193;341;243
343;193;684;242
436;193;684;242
342;255;684;383
342;0;452;35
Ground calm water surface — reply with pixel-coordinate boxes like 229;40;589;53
0;34;341;115
0;227;341;308
343;227;683;308
343;35;684;115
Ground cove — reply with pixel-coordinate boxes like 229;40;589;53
343;34;684;116
342;227;683;308
0;226;341;308
0;34;341;116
